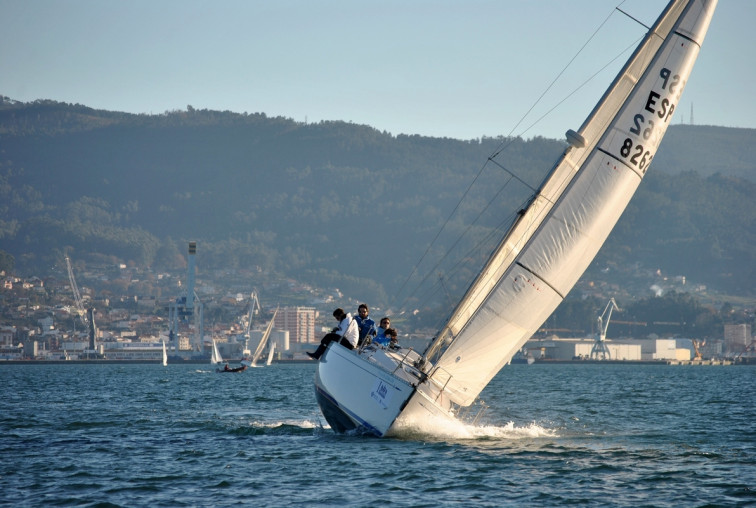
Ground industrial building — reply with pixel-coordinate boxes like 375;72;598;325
526;337;693;362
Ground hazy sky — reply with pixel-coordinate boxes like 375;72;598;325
1;0;751;140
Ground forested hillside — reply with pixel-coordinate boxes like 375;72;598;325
0;97;754;309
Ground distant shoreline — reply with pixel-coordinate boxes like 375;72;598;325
2;358;746;365
0;359;315;365
532;359;736;365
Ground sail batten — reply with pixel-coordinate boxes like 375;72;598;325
423;0;716;407
517;262;565;300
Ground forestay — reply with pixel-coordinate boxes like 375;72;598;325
423;0;717;407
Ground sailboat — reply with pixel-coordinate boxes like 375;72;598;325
213;339;247;372
162;340;167;367
249;307;279;367
210;339;223;365
312;0;716;437
266;342;276;366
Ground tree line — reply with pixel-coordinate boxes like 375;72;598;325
0;99;754;319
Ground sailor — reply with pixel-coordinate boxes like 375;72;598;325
372;317;391;346
386;328;399;349
354;303;376;347
306;308;359;360
375;327;398;348
376;317;390;337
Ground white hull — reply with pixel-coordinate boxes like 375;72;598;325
314;343;458;436
315;344;415;435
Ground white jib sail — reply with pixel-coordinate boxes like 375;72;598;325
251;307;278;366
424;0;717;407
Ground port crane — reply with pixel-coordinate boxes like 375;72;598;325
242;292;261;356
65;255;102;357
692;339;706;360
167;242;204;355
591;298;619;360
65;255;89;328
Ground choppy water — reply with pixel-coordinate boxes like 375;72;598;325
1;362;754;507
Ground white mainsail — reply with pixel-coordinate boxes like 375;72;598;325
266;342;276;366
211;339;223;365
251;307;279;366
162;340;167;367
421;0;717;407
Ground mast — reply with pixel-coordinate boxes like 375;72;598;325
420;0;717;407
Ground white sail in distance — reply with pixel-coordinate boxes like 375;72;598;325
211;339;223;365
251;307;278;366
422;0;717;407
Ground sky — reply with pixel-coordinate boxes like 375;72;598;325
1;0;752;141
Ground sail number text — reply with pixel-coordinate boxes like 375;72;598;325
619;67;684;173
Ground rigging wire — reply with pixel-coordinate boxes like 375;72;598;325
404;198;530;330
392;1;644;321
392;156;491;303
490;1;625;159
516;36;642;140
396;173;519;311
616;7;650;30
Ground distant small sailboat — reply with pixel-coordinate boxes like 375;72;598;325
251;307;279;367
162;340;167;367
266;342;276;366
217;363;247;373
510;348;535;365
211;339;223;365
212;338;247;373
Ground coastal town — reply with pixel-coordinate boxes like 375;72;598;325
0;249;361;363
2;245;753;365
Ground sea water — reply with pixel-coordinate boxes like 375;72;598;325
1;362;754;507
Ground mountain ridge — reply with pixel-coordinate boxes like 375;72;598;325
1;97;753;309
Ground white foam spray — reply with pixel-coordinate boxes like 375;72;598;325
389;412;556;441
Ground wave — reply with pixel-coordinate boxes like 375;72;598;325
390;413;557;441
230;418;325;436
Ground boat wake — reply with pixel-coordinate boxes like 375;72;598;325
389;413;557;440
252;418;322;430
235;418;323;436
237;414;556;440
461;421;558;439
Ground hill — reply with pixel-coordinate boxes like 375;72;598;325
0;97;754;312
654;124;756;181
